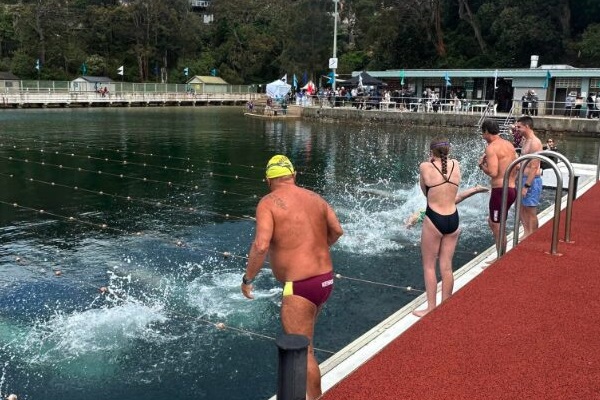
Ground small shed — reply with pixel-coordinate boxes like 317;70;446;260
70;76;114;93
187;75;229;93
0;71;20;92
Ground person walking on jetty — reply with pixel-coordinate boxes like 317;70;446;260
241;155;343;400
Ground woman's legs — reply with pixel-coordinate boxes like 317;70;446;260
438;229;461;301
413;218;442;317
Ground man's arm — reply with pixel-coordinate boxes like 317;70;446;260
326;203;343;246
522;138;543;189
455;185;489;204
241;201;273;299
479;146;498;178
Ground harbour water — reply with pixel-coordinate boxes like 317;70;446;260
0;107;597;399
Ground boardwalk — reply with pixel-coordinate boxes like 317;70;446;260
320;178;600;399
0;91;258;108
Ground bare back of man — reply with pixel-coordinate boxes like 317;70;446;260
483;138;517;189
243;161;343;400
260;185;336;282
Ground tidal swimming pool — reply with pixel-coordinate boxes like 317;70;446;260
0;107;595;399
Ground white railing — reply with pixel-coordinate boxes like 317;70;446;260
0;91;258;106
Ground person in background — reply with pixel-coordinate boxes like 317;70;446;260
510;123;523;155
521;91;530;115
564;91;576;116
478;119;518;251
529;90;538;116
241;155;343;400
541;138;559;171
543;138;557;152
412;138;461;317
574;93;584;117
515;116;543;238
586;93;596;119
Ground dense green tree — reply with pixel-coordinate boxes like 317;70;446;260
1;0;600;83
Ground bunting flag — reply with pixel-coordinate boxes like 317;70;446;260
444;71;451;87
327;71;335;85
494;69;498;89
400;69;405;86
281;74;287;83
117;65;124;76
543;70;552;89
292;74;298;89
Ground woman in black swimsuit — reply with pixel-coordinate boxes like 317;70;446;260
413;137;461;317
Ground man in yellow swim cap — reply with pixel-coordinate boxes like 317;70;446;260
242;154;343;400
265;154;295;179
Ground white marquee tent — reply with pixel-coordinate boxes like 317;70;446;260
266;79;291;98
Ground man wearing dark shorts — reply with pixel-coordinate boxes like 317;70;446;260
478;119;518;251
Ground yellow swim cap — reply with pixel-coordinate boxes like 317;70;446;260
265;155;295;179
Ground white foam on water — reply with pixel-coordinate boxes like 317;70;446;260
22;300;167;365
185;270;280;320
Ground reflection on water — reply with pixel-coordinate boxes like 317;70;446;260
0;107;596;399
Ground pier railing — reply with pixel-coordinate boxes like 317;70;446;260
1;79;261;107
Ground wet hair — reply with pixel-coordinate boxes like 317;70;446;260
481;119;500;135
516;115;534;129
430;137;450;175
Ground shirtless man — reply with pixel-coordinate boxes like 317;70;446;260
241;155;343;400
478;119;518;250
515;115;543;238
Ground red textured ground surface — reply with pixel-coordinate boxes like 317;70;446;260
321;183;600;400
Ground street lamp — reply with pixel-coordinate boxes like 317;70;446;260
331;0;339;92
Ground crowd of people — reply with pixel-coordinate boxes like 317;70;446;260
239;115;554;398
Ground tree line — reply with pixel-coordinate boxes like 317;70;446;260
1;0;600;85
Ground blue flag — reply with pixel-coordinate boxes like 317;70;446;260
543;70;552;89
444;71;451;87
35;59;41;71
327;71;335;85
184;67;189;77
400;70;405;86
293;74;298;89
210;68;217;77
81;63;87;76
303;71;308;85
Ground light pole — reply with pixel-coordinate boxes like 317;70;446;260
331;0;339;92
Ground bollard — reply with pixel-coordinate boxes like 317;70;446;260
276;333;310;400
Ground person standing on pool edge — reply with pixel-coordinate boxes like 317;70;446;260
478;118;518;251
515;115;543;238
413;138;461;318
241;154;343;400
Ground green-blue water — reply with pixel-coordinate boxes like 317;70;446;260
0;107;597;400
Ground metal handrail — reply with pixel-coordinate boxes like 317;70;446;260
498;154;563;257
536;150;576;243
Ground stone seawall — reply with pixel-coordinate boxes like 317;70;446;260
298;106;600;136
